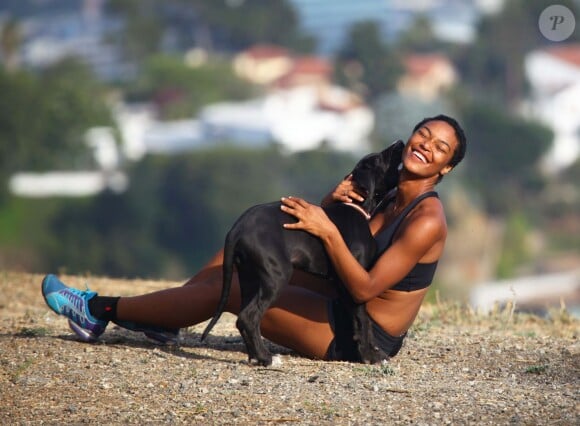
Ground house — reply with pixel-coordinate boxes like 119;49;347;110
234;44;334;91
198;85;374;153
233;44;294;86
9;171;128;197
113;103;204;161
111;81;374;160
12;0;133;81
524;44;580;172
230;44;371;152
274;56;333;90
470;268;580;316
8;125;127;198
397;53;458;101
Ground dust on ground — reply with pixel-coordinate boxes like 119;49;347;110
1;272;578;425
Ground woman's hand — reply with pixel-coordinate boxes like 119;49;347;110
281;195;373;303
281;196;338;239
321;174;365;206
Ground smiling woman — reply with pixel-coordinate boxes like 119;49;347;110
41;114;467;365
407;115;467;183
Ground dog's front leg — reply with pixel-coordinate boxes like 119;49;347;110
352;304;387;364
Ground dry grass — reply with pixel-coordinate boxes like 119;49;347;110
0;271;578;425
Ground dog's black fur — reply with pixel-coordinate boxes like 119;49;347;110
201;141;404;366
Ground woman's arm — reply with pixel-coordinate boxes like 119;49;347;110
281;196;445;303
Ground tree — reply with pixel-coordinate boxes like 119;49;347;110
125;53;254;119
457;0;580;105
372;92;455;151
334;21;403;101
45;189;171;278
0;68;37;187
396;14;441;53
0;59;113;178
28;59;114;170
105;0;164;65
460;100;552;215
185;0;315;53
35;146;357;278
106;0;316;59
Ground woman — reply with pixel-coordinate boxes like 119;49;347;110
42;114;466;362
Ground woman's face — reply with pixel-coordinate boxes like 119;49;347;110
402;120;458;180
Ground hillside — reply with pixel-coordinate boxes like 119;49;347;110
0;272;578;425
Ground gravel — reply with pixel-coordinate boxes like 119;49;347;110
1;272;578;425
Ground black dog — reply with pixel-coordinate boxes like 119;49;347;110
201;141;404;366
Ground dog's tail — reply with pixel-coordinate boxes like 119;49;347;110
201;229;236;341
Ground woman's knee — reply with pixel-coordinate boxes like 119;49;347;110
183;264;241;314
183;249;225;286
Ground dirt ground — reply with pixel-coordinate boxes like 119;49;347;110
0;271;578;425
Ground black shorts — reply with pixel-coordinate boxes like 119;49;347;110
325;298;406;362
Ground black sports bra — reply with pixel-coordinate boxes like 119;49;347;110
373;191;439;292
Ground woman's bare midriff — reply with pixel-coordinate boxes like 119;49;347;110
366;288;428;336
289;268;428;337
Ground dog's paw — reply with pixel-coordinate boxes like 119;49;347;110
361;347;389;364
248;355;274;367
270;354;283;367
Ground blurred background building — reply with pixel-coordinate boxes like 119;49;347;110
0;0;578;315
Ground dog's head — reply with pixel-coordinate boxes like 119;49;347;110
350;140;404;215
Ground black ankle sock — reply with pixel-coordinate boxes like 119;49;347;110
88;296;120;321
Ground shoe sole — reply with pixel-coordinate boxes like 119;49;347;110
68;320;99;343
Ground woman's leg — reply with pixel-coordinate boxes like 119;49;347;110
116;249;334;359
261;286;334;360
116;249;238;328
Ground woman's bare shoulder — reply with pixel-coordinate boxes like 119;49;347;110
400;197;447;242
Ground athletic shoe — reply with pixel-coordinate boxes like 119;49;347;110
113;320;180;345
41;274;108;342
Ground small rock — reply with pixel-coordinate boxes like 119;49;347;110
307;375;319;383
564;343;580;356
271;355;283;367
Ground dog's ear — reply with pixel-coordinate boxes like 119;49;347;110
351;152;378;171
380;140;404;169
379;140;404;193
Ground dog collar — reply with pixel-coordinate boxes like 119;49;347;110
342;202;371;220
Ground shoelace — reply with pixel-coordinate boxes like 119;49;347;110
59;287;92;325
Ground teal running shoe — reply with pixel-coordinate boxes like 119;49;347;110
113;320;180;345
41;274;108;342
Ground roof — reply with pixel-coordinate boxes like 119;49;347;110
241;44;291;60
289;56;332;75
543;43;580;68
403;53;453;77
275;56;333;87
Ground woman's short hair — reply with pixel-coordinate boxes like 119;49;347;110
413;114;467;168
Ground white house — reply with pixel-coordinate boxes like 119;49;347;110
8;125;127;198
470;269;580;316
397;53;458;101
113;83;374;157
233;44;294;86
14;0;131;81
9;171;128;197
198;85;374;154
524;44;580;172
